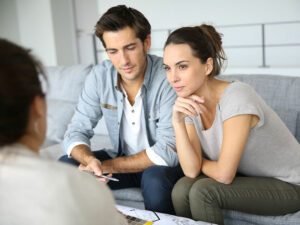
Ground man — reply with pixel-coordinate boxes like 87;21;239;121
59;5;183;214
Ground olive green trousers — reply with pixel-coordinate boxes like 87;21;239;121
172;176;300;225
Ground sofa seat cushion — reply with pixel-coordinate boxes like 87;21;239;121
223;209;300;225
113;188;144;202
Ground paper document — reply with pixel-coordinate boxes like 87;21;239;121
116;205;214;225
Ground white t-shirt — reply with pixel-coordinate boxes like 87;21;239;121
121;87;167;166
186;81;300;185
0;144;127;225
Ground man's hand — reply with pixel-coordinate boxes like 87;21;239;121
70;144;111;182
79;157;102;176
79;158;113;183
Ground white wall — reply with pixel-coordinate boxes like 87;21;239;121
96;0;300;72
1;0;300;71
73;0;99;65
97;0;300;28
0;0;20;45
16;0;57;66
0;0;78;67
51;0;78;66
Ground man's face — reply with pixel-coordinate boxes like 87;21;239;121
103;26;151;83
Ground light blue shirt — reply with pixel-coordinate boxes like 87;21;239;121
63;54;178;167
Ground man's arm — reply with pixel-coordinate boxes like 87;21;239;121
71;145;104;176
101;150;154;173
63;67;103;156
149;79;179;167
70;145;96;165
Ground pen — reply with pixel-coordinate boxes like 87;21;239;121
82;170;119;182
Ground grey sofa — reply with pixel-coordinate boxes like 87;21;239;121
41;64;300;225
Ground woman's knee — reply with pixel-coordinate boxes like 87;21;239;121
172;177;195;201
189;178;220;207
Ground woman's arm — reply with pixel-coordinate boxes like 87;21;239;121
201;114;258;184
174;122;202;178
172;95;204;178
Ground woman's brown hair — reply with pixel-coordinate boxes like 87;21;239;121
164;24;227;77
0;39;46;146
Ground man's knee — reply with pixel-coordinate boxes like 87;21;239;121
141;166;169;189
141;165;177;213
141;165;182;189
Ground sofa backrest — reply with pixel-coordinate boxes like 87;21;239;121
44;68;300;147
45;65;93;147
219;74;300;143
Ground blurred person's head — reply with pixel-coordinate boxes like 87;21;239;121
94;5;151;85
0;39;47;152
163;24;227;97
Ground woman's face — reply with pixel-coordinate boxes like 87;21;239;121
163;43;210;97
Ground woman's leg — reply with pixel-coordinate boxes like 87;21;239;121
189;176;300;225
171;175;206;218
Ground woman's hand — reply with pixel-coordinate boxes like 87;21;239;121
172;95;205;123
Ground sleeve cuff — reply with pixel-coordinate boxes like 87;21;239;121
146;147;168;166
67;142;89;157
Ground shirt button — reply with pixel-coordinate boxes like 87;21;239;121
132;122;135;125
131;109;135;113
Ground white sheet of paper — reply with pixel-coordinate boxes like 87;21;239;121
116;205;214;225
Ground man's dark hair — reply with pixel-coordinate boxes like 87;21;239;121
0;39;46;146
95;5;151;47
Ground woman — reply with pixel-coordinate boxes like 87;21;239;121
163;25;300;224
0;39;127;225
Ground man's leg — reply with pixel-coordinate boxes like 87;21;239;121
58;150;112;166
141;165;184;214
58;151;142;189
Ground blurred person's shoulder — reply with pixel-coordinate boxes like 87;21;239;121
0;144;127;225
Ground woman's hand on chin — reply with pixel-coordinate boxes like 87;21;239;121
172;95;204;124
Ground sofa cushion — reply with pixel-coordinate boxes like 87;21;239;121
44;65;93;147
46;64;93;102
46;99;76;145
223;209;300;225
113;188;144;202
275;110;298;136
296;113;300;143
